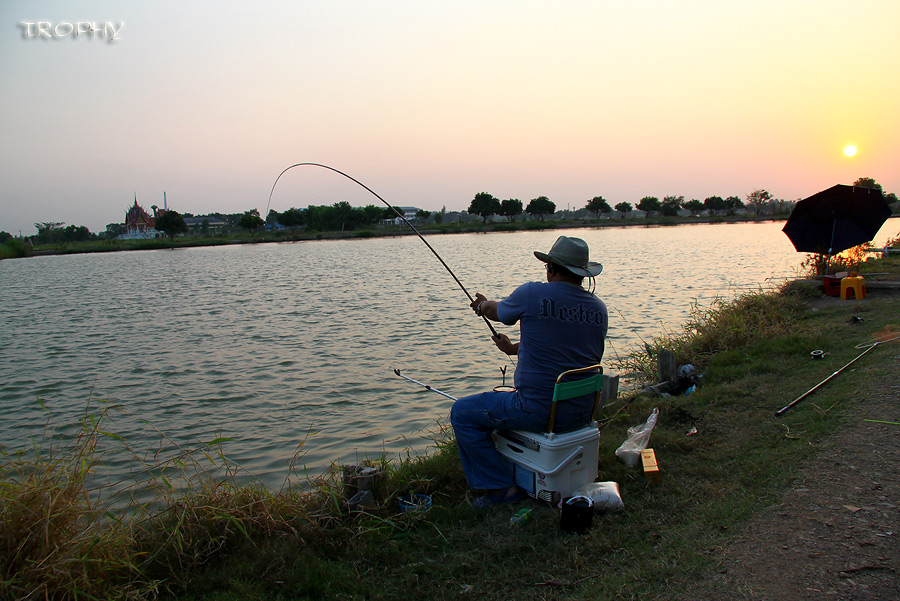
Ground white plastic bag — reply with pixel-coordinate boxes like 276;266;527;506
615;408;659;468
572;481;624;512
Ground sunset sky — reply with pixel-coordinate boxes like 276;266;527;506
1;1;898;236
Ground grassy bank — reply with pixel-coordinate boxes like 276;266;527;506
2;260;898;600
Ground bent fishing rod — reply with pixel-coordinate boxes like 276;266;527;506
266;162;499;338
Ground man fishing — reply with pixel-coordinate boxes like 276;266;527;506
450;235;608;507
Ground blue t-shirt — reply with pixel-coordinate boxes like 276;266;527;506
497;281;608;423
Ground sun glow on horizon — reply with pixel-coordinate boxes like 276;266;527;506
844;145;858;157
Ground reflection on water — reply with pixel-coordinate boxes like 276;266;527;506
1;221;893;491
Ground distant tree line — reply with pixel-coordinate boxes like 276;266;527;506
466;191;758;222
467;193;555;223
264;203;410;232
31;222;94;244
9;177;897;244
463;178;898;223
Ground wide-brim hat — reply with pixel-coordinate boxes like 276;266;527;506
534;236;603;278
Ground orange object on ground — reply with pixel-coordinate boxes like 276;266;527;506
840;276;866;300
641;448;660;481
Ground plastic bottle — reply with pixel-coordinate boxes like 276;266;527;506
510;508;533;526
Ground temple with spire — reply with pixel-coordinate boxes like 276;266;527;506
120;193;167;239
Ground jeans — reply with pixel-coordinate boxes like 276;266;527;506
450;390;589;491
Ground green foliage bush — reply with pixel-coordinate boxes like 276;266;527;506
0;239;27;259
523;221;549;230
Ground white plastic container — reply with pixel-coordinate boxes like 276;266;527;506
492;423;600;504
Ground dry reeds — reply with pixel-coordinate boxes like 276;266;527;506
799;241;877;276
1;397;464;600
0;402;144;600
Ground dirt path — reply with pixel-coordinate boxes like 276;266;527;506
680;339;900;600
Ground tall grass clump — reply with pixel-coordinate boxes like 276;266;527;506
0;394;466;600
0;399;347;598
129;417;467;597
374;418;466;502
135;480;313;589
799;230;899;277
799;241;878;276
108;425;318;594
0;401;144;600
614;281;818;384
0;398;342;599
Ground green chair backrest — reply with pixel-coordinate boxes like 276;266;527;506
547;364;603;433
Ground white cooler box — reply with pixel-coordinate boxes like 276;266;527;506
492;423;600;504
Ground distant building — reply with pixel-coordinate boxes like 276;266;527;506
387;206;421;225
183;216;227;235
119;193;178;239
120;196;160;239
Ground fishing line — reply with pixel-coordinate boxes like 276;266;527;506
266;162;500;339
612;306;649;351
604;335;623;362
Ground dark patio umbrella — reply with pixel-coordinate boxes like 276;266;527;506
782;184;892;255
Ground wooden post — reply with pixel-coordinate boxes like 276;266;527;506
657;350;676;387
593;373;620;420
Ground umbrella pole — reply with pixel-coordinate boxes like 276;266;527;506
826;219;837;275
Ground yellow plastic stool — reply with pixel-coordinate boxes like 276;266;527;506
840;276;866;300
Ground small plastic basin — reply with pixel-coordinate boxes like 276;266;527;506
398;494;432;513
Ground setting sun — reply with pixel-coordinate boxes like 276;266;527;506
844;145;858;157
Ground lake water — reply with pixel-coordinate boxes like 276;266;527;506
1;221;895;494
